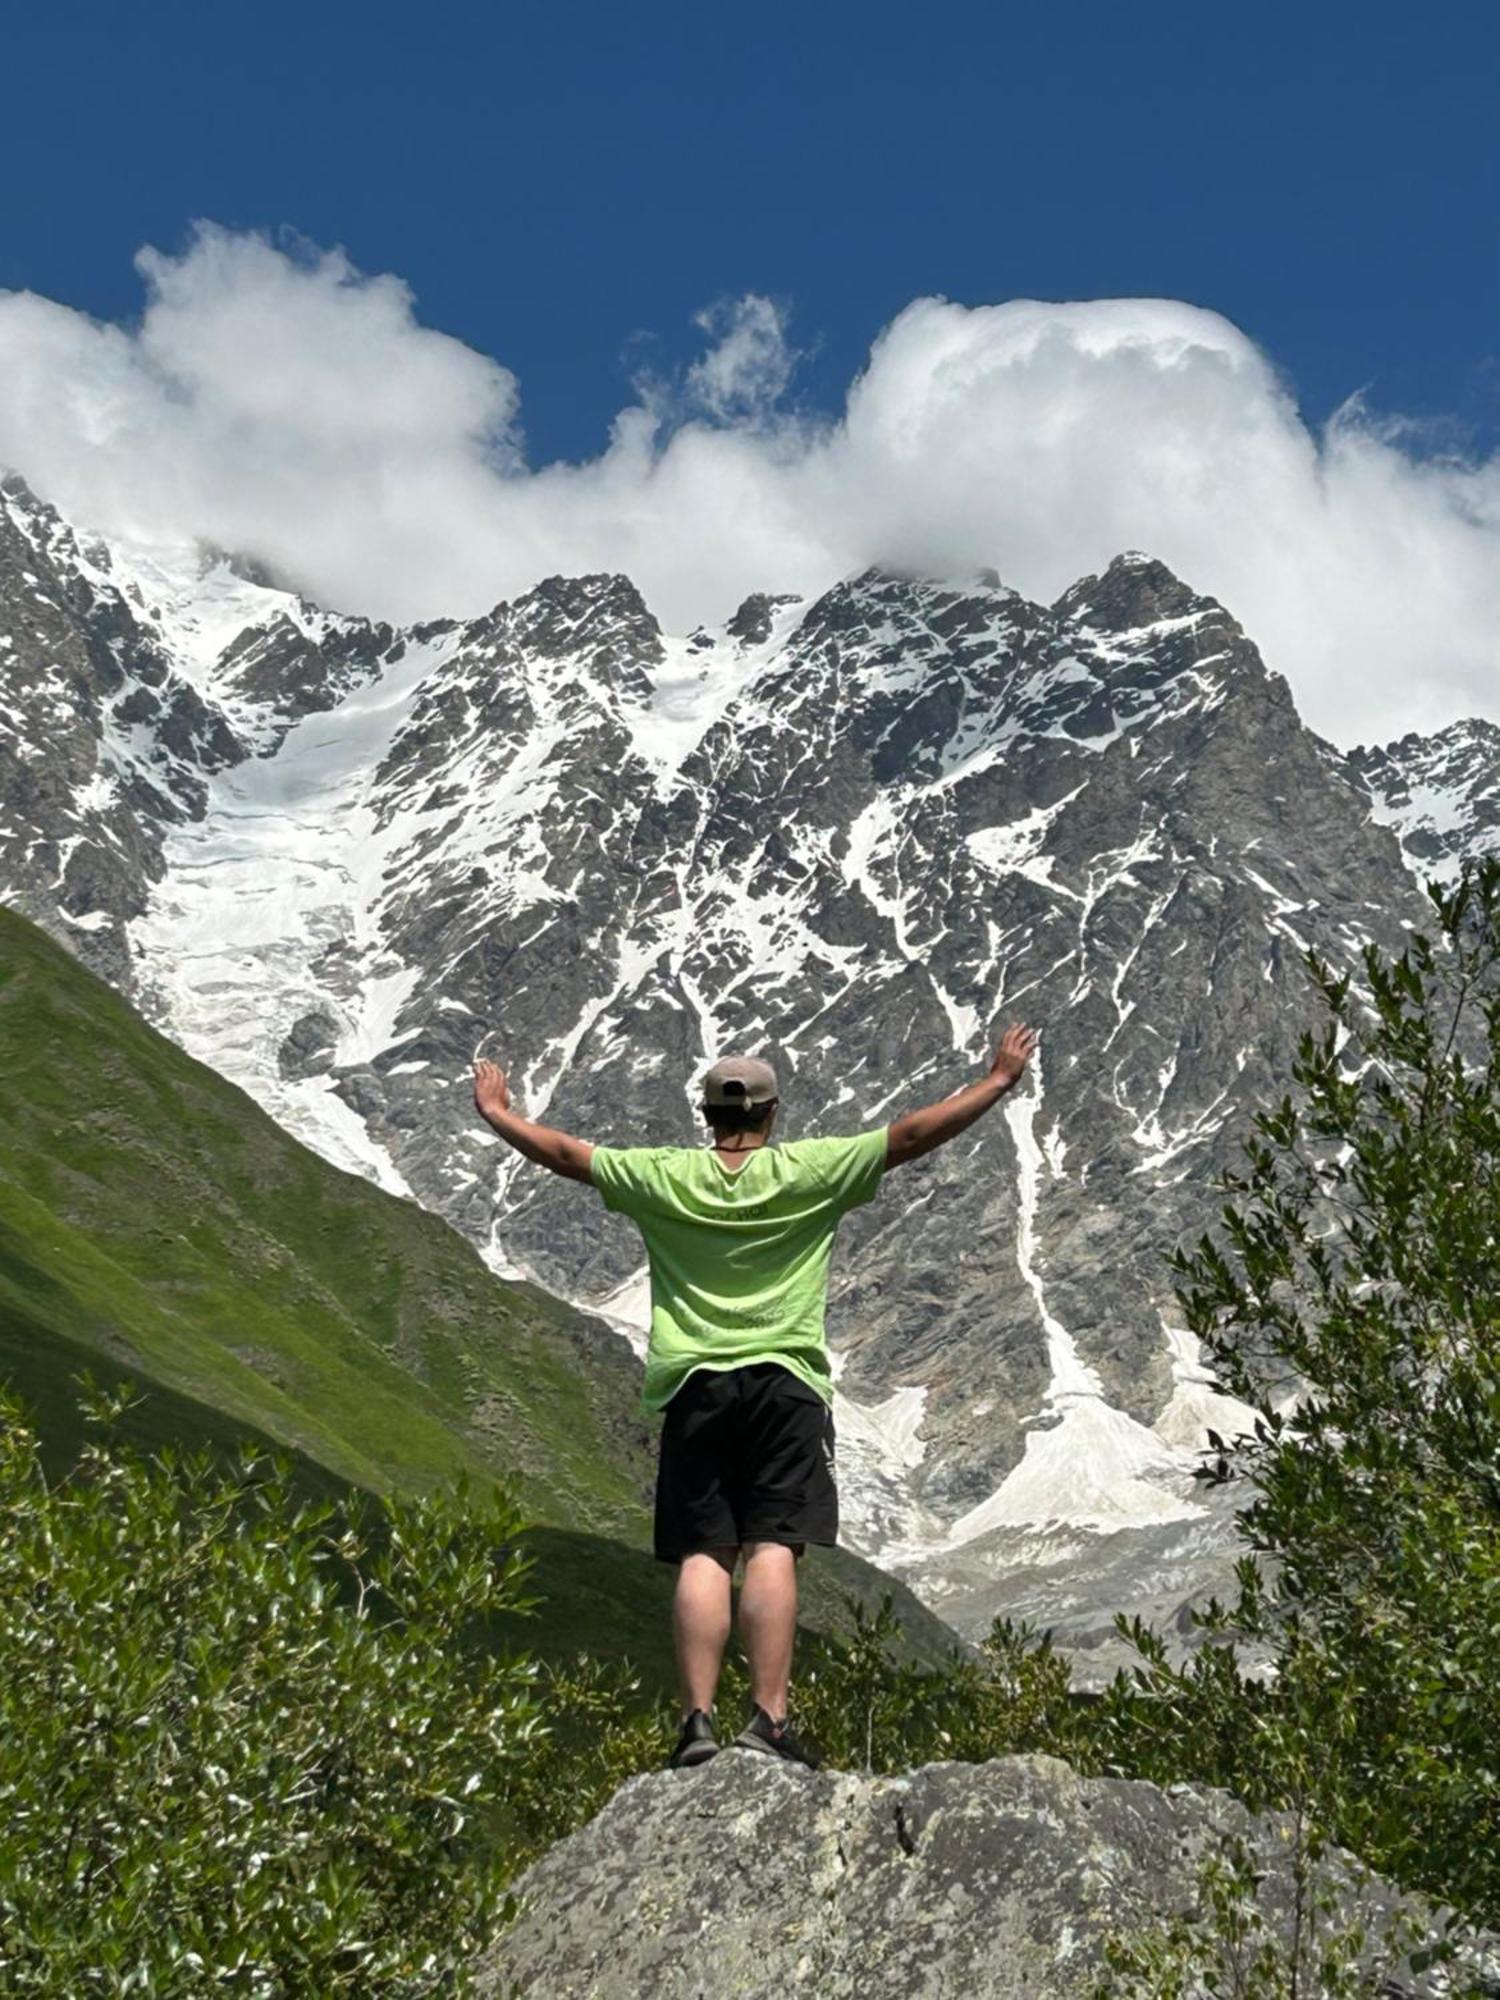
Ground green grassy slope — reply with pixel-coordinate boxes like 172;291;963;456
0;907;958;1675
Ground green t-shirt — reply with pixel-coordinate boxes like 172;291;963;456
590;1129;889;1412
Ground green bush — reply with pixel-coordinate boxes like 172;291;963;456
1129;862;1500;1924
0;1381;541;1996
784;1596;1079;1775
499;1653;674;1855
0;1375;1089;1991
1098;1828;1434;2000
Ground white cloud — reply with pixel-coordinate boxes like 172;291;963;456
684;294;798;422
1;222;1498;746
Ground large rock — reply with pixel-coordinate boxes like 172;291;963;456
478;1753;1457;1999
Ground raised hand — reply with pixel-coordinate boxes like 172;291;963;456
988;1023;1038;1086
472;1057;512;1118
470;1056;595;1181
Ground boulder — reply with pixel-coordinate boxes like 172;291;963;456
477;1752;1467;1998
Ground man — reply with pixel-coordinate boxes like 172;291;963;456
471;1021;1037;1770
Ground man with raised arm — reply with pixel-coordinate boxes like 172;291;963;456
471;1023;1038;1770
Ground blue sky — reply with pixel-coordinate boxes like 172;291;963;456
3;0;1498;745
7;0;1497;466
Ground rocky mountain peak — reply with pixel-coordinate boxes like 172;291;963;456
0;469;62;528
799;564;1021;639
214;608;397;737
1051;549;1232;637
509;571;664;689
725;590;804;648
447;566;659;652
0;481;251;983
1353;713;1500;776
1;471;93;586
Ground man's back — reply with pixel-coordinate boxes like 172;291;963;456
590;1130;888;1410
472;1028;1036;1764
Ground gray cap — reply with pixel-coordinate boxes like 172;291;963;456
701;1055;779;1107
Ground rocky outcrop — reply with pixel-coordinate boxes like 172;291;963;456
477;1753;1461;1999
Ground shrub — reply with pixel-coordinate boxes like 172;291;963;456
787;1596;1080;1774
0;1381;540;1996
1061;860;1500;1950
1098;1828;1436;2000
1149;862;1500;1923
499;1653;674;1857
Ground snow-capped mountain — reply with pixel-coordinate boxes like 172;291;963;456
4;468;1497;1651
1348;719;1500;882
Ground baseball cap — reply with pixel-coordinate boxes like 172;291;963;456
701;1055;779;1107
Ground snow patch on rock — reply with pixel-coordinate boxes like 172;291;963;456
941;1059;1199;1541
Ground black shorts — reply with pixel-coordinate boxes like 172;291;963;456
654;1362;839;1564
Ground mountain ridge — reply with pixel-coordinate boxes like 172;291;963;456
4;466;1498;1647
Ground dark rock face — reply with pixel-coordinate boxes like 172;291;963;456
216;609;396;736
477;1754;1455;1999
725;590;803;647
0;476;246;984
1348;718;1500;876
278;1009;339;1080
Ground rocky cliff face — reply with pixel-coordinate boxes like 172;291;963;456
1349;718;1500;881
0;476;244;984
3;469;1498;1645
476;1754;1457;1999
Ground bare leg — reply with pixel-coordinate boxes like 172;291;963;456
739;1541;799;1718
673;1547;737;1716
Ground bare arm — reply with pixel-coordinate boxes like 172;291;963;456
885;1024;1038;1169
472;1059;595;1184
